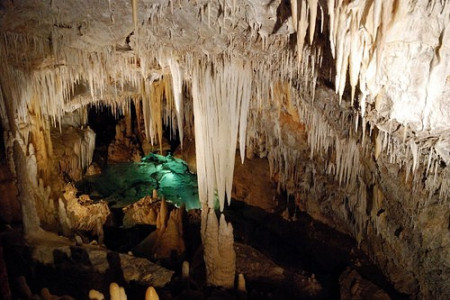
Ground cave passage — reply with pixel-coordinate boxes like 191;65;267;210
76;153;201;210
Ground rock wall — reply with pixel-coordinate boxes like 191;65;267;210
247;84;450;298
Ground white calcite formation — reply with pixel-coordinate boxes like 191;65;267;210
201;207;236;288
0;0;449;297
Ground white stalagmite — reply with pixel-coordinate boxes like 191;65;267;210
192;57;252;210
201;207;236;288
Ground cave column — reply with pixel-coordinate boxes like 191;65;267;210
191;58;252;288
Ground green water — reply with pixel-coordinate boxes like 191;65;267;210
76;154;201;210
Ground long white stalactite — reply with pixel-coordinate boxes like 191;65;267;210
192;57;252;211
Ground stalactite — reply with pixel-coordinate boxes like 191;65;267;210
167;57;184;147
308;0;318;45
132;0;138;29
192;57;252;211
296;0;308;64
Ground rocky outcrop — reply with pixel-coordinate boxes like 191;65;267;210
60;183;110;237
247;84;450;298
122;195;159;228
173;138;197;174
29;231;173;297
134;199;185;260
107;119;142;164
339;268;391;300
51;125;96;182
232;153;278;212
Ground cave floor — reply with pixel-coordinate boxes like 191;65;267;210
0;198;410;299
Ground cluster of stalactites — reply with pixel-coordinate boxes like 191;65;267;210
287;0;450;201
0;30;187;154
292;0;449;130
296;94;361;189
191;57;252;211
373;124;450;202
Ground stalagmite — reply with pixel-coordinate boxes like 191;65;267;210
119;287;127;300
135;200;185;259
182;261;190;280
110;283;121;300
237;273;246;293
57;198;72;236
145;287;159;300
89;289;105;300
13;138;41;234
201;207;236;288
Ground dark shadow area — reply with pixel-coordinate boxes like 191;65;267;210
224;199;409;300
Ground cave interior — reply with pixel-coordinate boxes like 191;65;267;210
0;0;449;299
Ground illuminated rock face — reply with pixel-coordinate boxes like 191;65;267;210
0;0;449;298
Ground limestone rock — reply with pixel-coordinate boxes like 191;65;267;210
61;183;110;235
134;200;185;260
119;253;174;287
41;287;76;300
234;242;284;283
173;138;197;174
122;196;159;228
51;125;96;182
232;154;278;212
339;268;391;300
29;231;173;290
141;136;172;157
107;119;142;164
1;0;449;298
85;163;102;176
